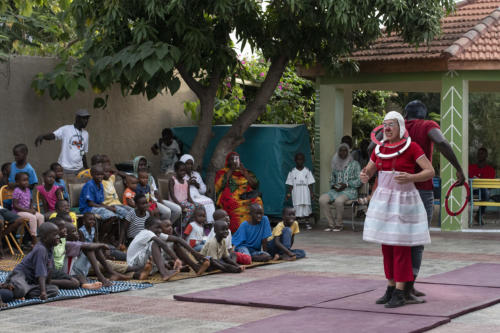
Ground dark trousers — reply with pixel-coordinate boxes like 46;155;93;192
411;190;434;277
6;270;59;299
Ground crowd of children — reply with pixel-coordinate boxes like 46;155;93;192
0;129;309;305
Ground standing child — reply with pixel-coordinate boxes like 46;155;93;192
123;175;138;207
184;206;207;251
267;207;306;260
201;220;243;273
286;152;315;230
6;222;60;300
12;172;44;243
151;128;181;174
50;163;69;200
168;161;196;226
8;144;38;189
232;204;272;262
36;170;63;214
136;169;158;215
124;194;151;242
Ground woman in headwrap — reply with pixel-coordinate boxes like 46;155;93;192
133;156;182;223
215;152;263;233
180;154;215;223
361;111;433;308
319;143;361;232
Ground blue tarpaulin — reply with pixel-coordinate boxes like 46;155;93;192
172;125;314;216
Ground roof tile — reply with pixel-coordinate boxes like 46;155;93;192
351;0;500;63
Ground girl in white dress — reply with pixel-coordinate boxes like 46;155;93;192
286;153;315;228
180;154;216;223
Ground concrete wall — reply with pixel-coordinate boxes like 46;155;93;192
0;56;196;179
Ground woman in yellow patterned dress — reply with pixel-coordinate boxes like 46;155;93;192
215;152;263;233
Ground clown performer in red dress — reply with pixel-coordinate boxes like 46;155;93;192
361;111;435;308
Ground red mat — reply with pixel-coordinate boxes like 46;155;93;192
312;283;500;318
220;307;450;333
174;274;384;310
419;263;500;288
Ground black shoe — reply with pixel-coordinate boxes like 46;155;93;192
412;287;426;297
376;286;395;304
385;288;406;308
404;281;426;304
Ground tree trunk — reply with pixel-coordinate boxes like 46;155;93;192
204;55;289;197
177;66;220;173
189;93;215;167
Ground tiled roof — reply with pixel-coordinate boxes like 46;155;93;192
351;0;500;63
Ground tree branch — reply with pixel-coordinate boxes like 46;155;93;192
177;64;205;97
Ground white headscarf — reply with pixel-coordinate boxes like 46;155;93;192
179;154;194;164
331;143;353;171
383;111;405;141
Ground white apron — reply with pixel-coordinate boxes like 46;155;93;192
363;171;431;246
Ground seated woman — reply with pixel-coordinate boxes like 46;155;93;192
179;154;215;224
319;143;361;232
215;152;263;233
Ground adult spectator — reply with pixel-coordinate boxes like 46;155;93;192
469;147;496;218
35;109;90;174
352;139;370;169
319;143;361;232
180;154;215;224
215;152;262;233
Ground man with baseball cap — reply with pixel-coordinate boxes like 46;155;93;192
35;109;91;174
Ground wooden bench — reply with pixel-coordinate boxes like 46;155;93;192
469;178;500;227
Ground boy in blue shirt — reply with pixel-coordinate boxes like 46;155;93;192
232;203;272;262
79;164;121;242
8;144;38;189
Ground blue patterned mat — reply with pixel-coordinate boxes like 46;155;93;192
0;270;152;311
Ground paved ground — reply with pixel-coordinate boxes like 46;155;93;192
2;227;500;332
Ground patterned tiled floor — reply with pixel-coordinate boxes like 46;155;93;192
2;228;500;332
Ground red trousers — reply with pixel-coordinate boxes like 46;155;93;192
381;244;413;282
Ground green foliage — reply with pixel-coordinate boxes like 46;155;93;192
351;104;385;147
184;56;315;137
0;0;77;60
469;93;500;170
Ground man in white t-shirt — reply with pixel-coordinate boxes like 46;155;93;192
35;109;90;174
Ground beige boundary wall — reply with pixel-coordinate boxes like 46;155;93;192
0;56;196;179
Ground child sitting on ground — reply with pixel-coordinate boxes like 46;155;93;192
6;222;60;300
159;219;211;275
12;172;44;244
168;161;196;226
126;217;180;281
49;218;82;290
285;152;315;230
79;164;122;244
50;162;69;200
206;209;251;265
36;170;63;215
201;219;244;273
232;203;272;262
8;144;38;189
49;200;78;226
184;206;207;251
267;207;306;261
124;194;151;243
65;222;131;287
123;175;138;207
